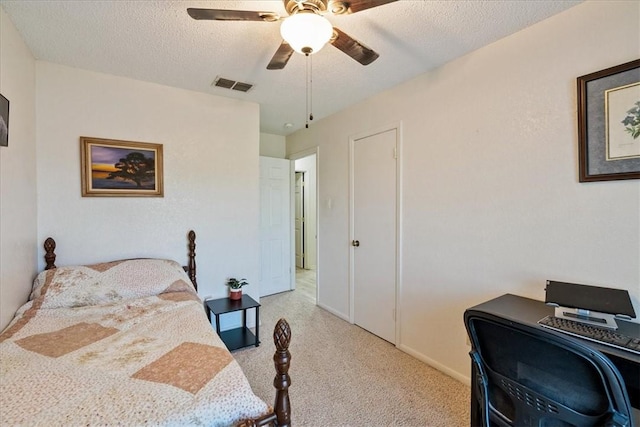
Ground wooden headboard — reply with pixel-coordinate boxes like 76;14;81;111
43;230;199;291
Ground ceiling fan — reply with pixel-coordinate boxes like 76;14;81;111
187;0;398;70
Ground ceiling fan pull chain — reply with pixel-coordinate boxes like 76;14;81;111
309;53;314;123
305;53;310;128
305;53;315;129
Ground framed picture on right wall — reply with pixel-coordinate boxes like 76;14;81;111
577;59;640;182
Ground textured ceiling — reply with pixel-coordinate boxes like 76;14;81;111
1;0;582;135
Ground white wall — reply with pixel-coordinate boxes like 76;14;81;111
259;132;286;158
287;1;640;384
36;62;262;305
0;8;37;331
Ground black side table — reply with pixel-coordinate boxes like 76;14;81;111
205;294;260;351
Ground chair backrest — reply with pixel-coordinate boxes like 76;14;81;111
464;310;634;427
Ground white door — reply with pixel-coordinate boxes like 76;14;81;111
352;129;397;344
295;172;305;269
260;157;291;297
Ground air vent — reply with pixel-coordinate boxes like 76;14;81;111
231;82;253;92
212;77;253;92
214;77;234;89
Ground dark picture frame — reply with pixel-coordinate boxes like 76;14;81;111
80;136;164;197
0;94;9;147
577;59;640;182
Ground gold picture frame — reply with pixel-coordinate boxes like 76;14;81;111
80;136;164;197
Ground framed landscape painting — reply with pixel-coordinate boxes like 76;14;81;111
577;59;640;182
80;137;164;197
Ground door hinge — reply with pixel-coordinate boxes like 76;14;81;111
393;147;397;159
392;308;396;321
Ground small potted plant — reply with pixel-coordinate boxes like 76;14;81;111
226;277;248;301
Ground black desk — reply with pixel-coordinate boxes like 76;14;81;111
466;294;640;426
205;295;260;351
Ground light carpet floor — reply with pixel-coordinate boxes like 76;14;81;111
233;270;470;426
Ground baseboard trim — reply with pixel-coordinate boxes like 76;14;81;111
317;302;350;322
397;343;471;387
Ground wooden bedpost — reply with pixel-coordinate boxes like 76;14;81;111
187;230;197;291
44;238;57;270
273;318;292;427
244;319;292;427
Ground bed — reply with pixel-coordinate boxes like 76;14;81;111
0;231;291;426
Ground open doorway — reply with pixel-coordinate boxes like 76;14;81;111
295;171;306;269
291;151;317;304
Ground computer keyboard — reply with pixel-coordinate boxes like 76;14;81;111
538;315;640;355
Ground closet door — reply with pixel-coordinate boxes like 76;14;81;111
352;128;397;344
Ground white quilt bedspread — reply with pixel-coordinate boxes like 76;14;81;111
0;259;269;426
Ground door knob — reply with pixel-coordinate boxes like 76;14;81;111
352;240;360;247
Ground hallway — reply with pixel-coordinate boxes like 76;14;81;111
295;267;316;305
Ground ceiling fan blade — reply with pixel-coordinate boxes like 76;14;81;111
267;41;295;70
330;27;379;66
328;0;397;15
187;8;280;22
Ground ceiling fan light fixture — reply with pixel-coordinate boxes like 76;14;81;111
280;12;333;55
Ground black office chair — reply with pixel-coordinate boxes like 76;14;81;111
464;310;634;427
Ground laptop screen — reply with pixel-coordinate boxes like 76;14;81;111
545;281;636;318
